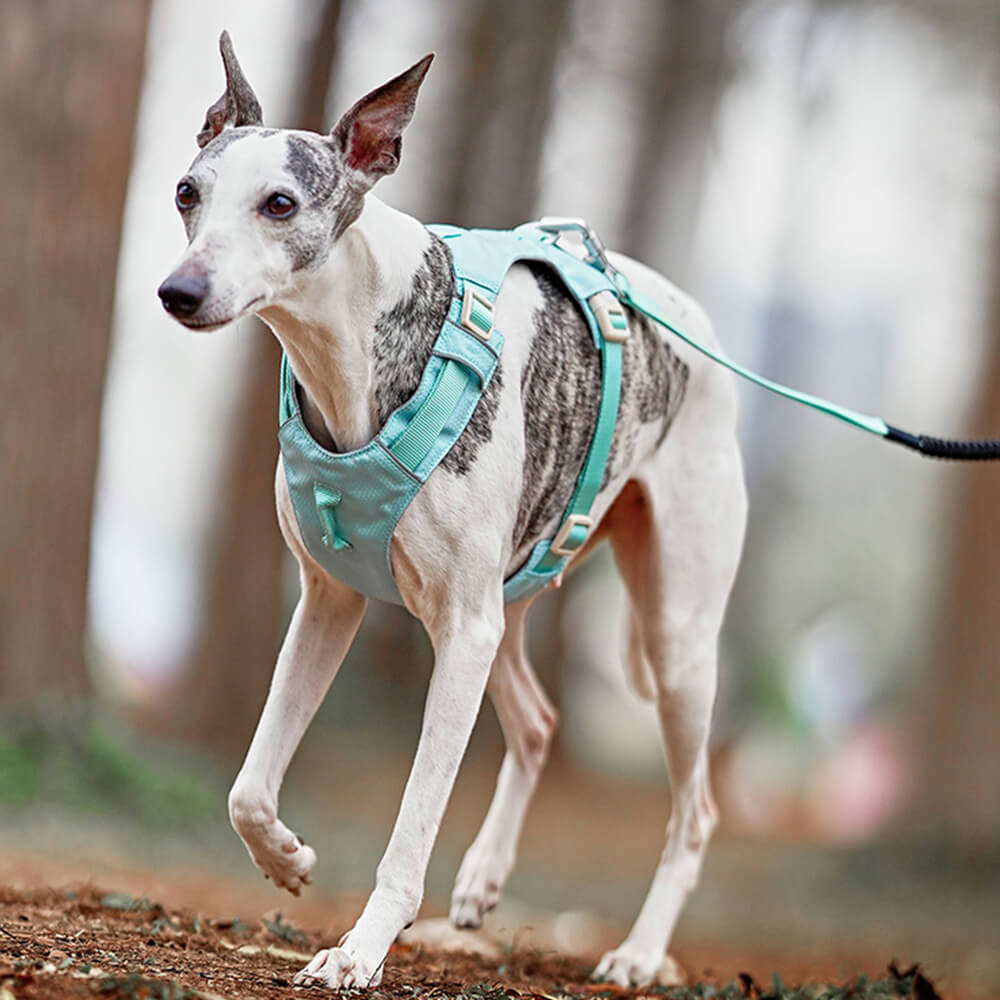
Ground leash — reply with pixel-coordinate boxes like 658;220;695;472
536;218;1000;462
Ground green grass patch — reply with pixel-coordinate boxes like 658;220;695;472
0;734;41;805
0;707;216;825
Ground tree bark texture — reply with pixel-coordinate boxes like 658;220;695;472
917;187;1000;845
620;0;734;282
0;0;150;702
436;0;573;229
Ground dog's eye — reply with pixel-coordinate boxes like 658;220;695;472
263;193;297;219
175;181;198;210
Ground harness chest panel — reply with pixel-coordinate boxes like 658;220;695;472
278;222;626;606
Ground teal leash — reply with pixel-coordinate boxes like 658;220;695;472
620;278;1000;461
533;217;1000;462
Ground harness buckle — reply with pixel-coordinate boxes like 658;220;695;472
550;513;593;558
536;216;623;287
589;290;629;343
460;285;494;341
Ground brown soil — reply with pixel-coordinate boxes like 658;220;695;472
0;886;610;1000
0;885;961;1000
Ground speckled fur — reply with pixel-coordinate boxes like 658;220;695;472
373;234;502;476
373;236;452;421
512;266;688;550
281;134;364;269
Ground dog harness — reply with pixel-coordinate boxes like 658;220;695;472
278;220;630;606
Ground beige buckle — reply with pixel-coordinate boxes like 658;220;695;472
550;514;593;558
460;285;494;341
589;290;629;343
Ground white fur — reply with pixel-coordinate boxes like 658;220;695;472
166;132;747;990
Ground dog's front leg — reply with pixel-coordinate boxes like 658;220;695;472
295;591;503;989
228;572;366;894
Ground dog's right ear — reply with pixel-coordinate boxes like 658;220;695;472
196;31;263;148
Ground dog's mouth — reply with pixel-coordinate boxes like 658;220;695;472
176;295;266;331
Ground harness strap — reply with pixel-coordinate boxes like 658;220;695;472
389;361;472;470
536;294;627;570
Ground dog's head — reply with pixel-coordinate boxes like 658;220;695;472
158;31;432;330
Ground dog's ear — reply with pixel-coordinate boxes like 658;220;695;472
332;54;434;186
196;30;263;148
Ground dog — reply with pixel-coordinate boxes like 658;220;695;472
157;32;747;990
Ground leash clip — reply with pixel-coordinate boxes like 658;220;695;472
535;216;623;287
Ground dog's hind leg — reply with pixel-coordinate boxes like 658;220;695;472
594;398;747;986
450;599;557;928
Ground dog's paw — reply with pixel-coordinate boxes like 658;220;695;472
229;791;318;895
448;843;510;929
253;834;317;896
294;942;383;990
593;947;685;988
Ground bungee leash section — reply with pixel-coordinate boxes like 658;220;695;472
535;218;1000;462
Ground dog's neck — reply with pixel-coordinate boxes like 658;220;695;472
258;195;434;452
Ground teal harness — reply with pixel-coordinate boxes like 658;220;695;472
279;211;1000;611
278;221;630;606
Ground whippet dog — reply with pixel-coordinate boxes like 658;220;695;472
158;33;747;990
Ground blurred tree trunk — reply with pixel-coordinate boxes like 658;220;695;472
439;0;572;229
395;0;575;746
915;183;1000;846
620;0;734;282
0;0;149;701
161;0;346;757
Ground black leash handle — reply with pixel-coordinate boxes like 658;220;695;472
885;426;1000;461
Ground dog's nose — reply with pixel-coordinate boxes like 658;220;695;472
157;273;209;318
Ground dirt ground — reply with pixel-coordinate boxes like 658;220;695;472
0;740;992;1000
0;884;956;1000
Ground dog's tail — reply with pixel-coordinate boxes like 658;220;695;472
623;607;657;701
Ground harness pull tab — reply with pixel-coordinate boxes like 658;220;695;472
313;483;352;551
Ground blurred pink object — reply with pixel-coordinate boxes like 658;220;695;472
807;724;906;840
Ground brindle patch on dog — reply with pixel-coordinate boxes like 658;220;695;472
372;233;502;477
281;134;365;269
285;134;339;202
512;267;688;551
373;234;452;425
513;267;602;548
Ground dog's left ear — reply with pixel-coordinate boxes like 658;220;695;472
332;54;434;187
196;30;263;148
